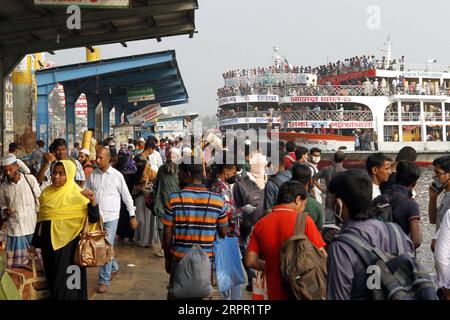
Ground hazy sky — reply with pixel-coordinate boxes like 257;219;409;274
50;0;450;116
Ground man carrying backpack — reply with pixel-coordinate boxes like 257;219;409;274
375;160;422;249
245;181;326;300
162;156;228;300
264;152;292;214
327;170;436;300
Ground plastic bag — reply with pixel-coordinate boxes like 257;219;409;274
252;270;268;300
213;236;245;292
170;245;212;299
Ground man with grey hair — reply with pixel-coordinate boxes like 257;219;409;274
0;154;41;268
85;147;137;293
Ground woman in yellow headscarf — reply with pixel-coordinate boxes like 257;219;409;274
30;160;99;300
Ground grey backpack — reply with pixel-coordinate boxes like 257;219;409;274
169;192;213;299
337;223;438;300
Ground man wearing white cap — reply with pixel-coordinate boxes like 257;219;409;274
77;148;95;181
0;154;41;268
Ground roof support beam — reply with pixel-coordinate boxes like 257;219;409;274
4;23;195;55
0;1;198;37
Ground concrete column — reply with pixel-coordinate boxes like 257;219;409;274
86;93;99;131
102;98;111;140
115;105;123;126
65;96;77;148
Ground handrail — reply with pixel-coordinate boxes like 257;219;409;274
217;84;450;99
217;110;373;122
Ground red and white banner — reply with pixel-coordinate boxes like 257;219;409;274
280;96;354;103
287;121;373;129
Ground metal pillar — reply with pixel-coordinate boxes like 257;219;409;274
102;98;111;140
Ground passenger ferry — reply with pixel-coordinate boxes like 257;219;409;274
217;39;450;155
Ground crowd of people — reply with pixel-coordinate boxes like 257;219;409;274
1;134;450;301
317;55;406;76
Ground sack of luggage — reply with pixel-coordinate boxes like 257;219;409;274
280;213;328;300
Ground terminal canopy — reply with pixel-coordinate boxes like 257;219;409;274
0;0;198;77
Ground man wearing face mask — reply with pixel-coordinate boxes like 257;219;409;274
306;148;323;204
429;155;450;252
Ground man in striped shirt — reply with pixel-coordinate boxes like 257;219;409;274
162;156;227;299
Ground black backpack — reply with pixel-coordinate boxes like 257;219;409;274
336;223;438;300
233;171;264;227
372;192;409;222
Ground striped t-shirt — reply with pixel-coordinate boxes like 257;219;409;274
163;185;228;260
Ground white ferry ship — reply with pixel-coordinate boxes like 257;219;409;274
217;39;450;154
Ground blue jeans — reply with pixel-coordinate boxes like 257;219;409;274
99;219;119;286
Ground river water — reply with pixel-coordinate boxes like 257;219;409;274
414;167;436;273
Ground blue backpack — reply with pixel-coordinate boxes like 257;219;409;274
336;223;438;300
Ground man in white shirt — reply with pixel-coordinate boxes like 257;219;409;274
435;208;450;300
366;153;393;199
148;146;163;173
86;147;137;293
0;154;41;268
307;148;323;204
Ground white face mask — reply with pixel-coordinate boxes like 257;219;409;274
312;156;321;164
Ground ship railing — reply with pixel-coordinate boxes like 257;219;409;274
217;110;373;122
423;112;443;121
401;112;421;122
283;110;373;122
387;63;450;73
282;85;385;97
222;72;316;88
217;111;280;120
217;84;450;99
384;112;399;122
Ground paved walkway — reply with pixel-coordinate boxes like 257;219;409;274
88;243;169;300
87;242;252;300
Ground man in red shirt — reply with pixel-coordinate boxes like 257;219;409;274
245;181;326;300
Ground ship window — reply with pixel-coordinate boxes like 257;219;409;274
445;104;450;121
383;125;399;142
426;125;443;141
402;125;422;142
424;103;442;121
